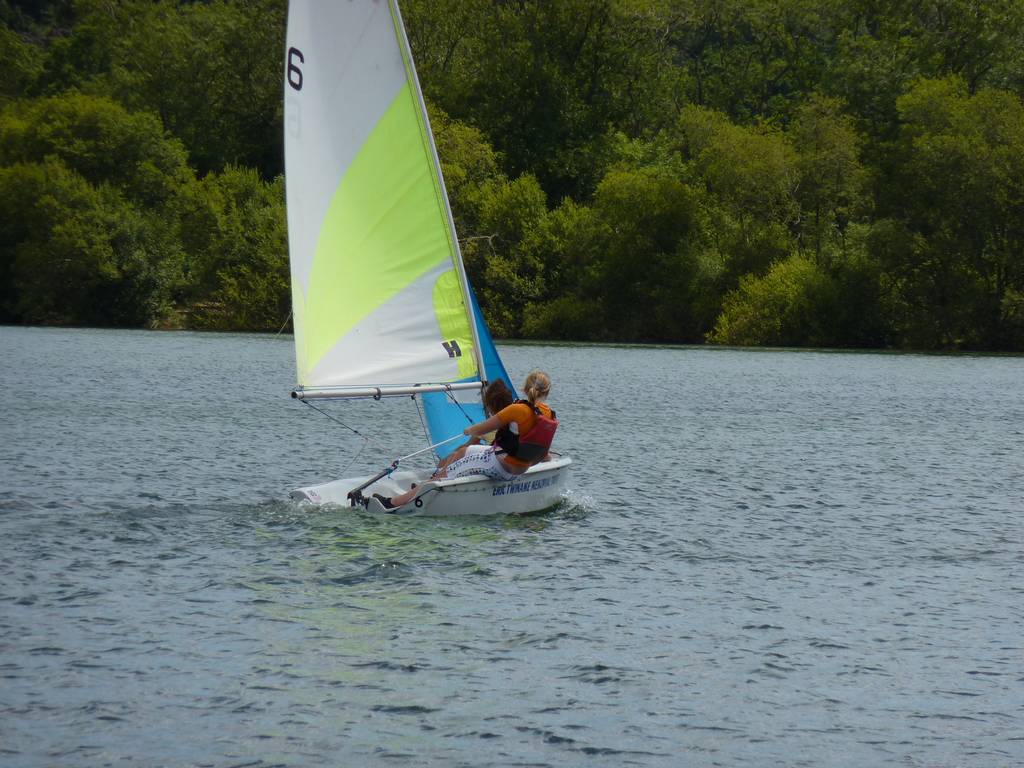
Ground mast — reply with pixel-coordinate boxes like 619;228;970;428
388;0;488;386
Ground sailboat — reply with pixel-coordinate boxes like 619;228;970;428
282;0;571;515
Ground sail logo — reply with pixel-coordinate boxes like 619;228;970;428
442;340;462;358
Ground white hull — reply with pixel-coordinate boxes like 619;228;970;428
292;456;572;516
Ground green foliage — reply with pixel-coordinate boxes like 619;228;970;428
0;159;182;325
789;94;868;260
518;198;605;340
0;92;192;204
665;0;839;122
38;0;286;177
1;0;1023;349
36;0;120;95
1001;289;1024;349
470;174;549;337
590;166;706;341
709;254;840;346
0;25;43;104
0;90;286;330
406;0;685;200
429;103;505;236
0;93;193;326
676;105;798;282
113;0;286;177
875;77;1024;349
680;106;799;231
186;167;288;331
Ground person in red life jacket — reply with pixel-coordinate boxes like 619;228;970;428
376;371;558;509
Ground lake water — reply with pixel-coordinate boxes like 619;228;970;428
1;326;1022;767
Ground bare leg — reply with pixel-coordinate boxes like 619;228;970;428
387;487;417;507
436;444;469;472
389;467;448;508
381;441;489;508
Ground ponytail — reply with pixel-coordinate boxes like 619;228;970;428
522;370;551;403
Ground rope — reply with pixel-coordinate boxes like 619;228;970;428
410;385;476;463
301;397;463;477
412;393;431;447
300;388;477;480
300;398;372;441
444;383;477;425
337;438;369;478
299;399;373;472
394;433;464;463
274;309;292;337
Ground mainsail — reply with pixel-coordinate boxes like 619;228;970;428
284;0;512;458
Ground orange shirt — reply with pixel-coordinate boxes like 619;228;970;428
495;401;553;469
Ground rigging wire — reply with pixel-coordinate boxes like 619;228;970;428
274;309;293;337
300;398;371;441
336;436;369;478
444;384;477;425
301;395;437;473
411;386;478;464
301;383;484;473
299;398;390;474
412;394;432;455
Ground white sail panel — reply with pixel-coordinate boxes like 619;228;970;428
306;264;472;387
285;1;405;298
284;0;478;390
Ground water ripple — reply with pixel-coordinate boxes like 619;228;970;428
2;329;1023;766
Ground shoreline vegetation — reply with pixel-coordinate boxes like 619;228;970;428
1;1;1023;351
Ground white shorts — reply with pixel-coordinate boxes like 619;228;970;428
443;444;518;482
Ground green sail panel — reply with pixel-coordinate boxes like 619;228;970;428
285;0;478;389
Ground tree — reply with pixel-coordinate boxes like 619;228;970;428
589;165;708;341
676;105;798;282
469;174;549;337
826;0;1024;143
519;198;606;340
0;159;182;325
0;92;193;205
789;94;868;262
709;254;840;346
407;0;685;201
429;103;506;242
186;167;288;331
38;0;287;177
0;93;194;325
0;25;44;104
663;0;839;121
877;77;1024;348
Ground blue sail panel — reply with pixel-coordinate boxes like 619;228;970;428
422;287;515;460
472;285;516;396
421;387;483;460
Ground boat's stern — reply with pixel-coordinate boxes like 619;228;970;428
389;455;572;516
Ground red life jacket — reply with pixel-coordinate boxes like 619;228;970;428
495;400;558;463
